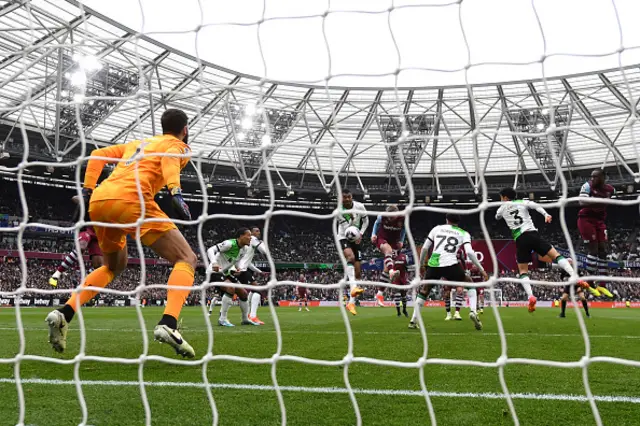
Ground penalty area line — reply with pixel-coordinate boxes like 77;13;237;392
0;378;638;404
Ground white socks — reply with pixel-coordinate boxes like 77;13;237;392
467;289;477;314
52;270;61;279
557;257;575;276
250;292;261;318
521;275;534;298
239;299;249;322
411;296;423;322
346;264;356;283
220;293;232;321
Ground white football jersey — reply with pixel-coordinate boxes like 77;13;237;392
495;200;548;240
236;235;266;271
337;200;369;239
206;239;246;274
425;224;471;268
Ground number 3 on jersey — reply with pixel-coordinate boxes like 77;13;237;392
509;210;523;226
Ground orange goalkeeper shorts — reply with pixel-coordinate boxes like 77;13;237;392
88;199;177;254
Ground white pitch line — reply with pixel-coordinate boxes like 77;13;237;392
0;377;638;404
0;327;638;340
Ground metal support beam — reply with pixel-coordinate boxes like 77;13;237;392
403;90;414;116
1;32;135;117
297;90;349;169
61;51;171;155
189;75;241;140
337;90;383;175
527;82;575;169
0;1;26;19
430;89;444;193
54;46;64;156
497;85;531;183
0;13;89;75
561;79;634;176
249;88;314;181
110;66;204;143
598;73;633;112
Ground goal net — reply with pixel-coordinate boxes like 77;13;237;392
0;0;639;425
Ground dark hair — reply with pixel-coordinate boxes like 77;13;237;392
250;225;260;232
161;109;188;136
342;189;352;195
592;168;605;177
237;227;250;237
446;213;460;224
499;187;517;200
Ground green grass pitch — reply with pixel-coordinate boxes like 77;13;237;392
0;306;639;425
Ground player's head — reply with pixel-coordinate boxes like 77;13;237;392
342;189;353;208
250;226;261;238
161;109;189;143
236;227;252;246
591;168;605;186
499;187;517;201
445;213;460;225
386;204;399;213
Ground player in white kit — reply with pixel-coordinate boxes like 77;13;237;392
206;228;259;327
411;213;488;330
496;188;588;312
235;226;269;325
337;189;370;315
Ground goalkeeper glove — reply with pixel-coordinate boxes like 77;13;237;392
170;187;191;221
81;187;93;206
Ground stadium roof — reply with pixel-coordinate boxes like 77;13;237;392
0;0;639;195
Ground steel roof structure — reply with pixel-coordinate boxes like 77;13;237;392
0;0;639;196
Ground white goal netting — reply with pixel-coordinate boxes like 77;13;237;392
1;0;640;425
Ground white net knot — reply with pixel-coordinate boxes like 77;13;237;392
579;356;591;369
496;355;508;367
342;354;354;365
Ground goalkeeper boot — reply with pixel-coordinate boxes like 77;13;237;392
408;321;419;329
453;311;462;321
479;308;484;314
528;295;537;313
469;312;483;331
153;324;195;358
587;284;601;297
445;312;452;321
346;303;357;316
45;310;68;353
218;319;235;327
596;285;613;298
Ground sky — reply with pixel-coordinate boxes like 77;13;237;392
82;0;640;88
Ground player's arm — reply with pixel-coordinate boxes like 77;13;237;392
360;209;370;235
495;204;504;220
255;240;268;257
207;240;233;272
83;144;127;190
524;200;552;223
463;235;488;280
371;215;382;242
248;263;262;274
419;230;435;268
578;182;591;206
163;144;191;220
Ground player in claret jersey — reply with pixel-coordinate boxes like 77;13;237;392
45;109;198;358
296;273;310;312
578;169;615;298
371;205;406;307
391;252;409;317
49;225;103;288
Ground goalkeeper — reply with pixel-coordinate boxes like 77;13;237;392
45;108;198;358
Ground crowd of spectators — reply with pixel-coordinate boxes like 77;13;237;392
2;258;640;303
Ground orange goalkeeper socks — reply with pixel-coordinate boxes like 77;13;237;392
61;266;115;322
161;261;195;327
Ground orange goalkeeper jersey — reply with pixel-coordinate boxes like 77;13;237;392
84;134;190;202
